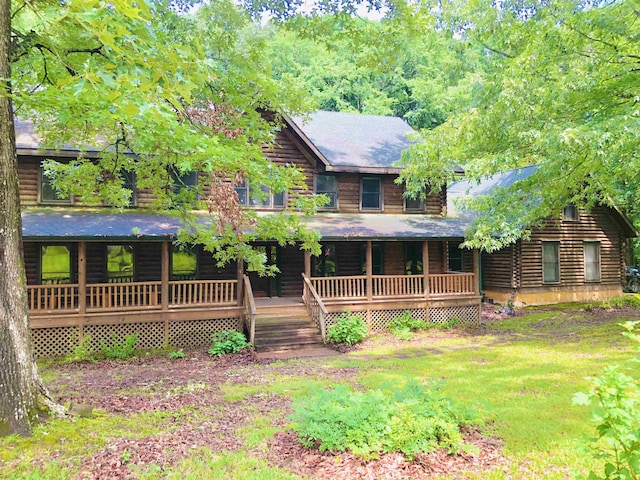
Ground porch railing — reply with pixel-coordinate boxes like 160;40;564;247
310;272;476;300
169;279;236;307
311;275;367;300
429;273;475;296
302;274;328;341
372;275;423;298
243;275;256;345
28;284;78;312
87;281;161;311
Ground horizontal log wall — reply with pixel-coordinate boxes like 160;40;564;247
519;205;624;289
481;246;515;290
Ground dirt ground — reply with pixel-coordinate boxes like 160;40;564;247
42;303;629;479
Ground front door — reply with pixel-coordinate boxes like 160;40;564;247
248;244;280;297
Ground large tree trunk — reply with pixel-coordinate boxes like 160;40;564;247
0;0;63;436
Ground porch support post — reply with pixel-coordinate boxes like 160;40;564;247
366;241;373;301
304;250;311;278
161;241;169;311
473;248;482;323
236;259;244;306
77;241;86;342
161;241;170;346
422;240;429;323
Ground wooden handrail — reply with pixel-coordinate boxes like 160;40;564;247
429;273;475;295
27;284;78;312
243;275;257;345
311;275;367;299
169;279;236;307
302;274;328;341
372;274;424;297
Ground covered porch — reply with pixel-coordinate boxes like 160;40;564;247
23;212;480;356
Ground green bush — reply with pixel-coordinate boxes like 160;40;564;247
573;321;640;479
291;381;478;460
208;330;250;357
326;310;367;345
63;333;95;363
608;295;640;309
168;349;186;360
100;333;139;360
388;311;428;340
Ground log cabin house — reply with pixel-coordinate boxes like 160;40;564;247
448;165;637;306
19;111;483;355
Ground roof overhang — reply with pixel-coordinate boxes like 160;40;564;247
22;211;471;242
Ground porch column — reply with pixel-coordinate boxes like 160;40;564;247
366;241;373;301
422;241;429;299
304;250;311;278
161;241;169;311
473;248;481;296
236;259;244;306
78;241;86;342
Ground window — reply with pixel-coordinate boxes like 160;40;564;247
361;177;382;210
40;245;71;284
121;170;137;206
584;241;601;282
448;243;463;272
315;175;338;209
361;243;384;275
404;188;424;211
107;245;134;283
172;245;197;280
39;164;72;204
542;241;560;284
563;204;578;220
313;244;336;276
235;181;285;209
405;243;423;275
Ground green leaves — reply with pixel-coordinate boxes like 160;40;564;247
325;310;367;345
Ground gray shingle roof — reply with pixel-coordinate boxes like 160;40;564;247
290;111;415;170
22;211;470;241
447;165;538;217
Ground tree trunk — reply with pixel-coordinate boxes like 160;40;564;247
0;0;63;436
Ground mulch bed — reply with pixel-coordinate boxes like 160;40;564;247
267;428;508;479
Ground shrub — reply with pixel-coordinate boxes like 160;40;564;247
100;333;139;360
168;349;186;360
608;295;640;309
326;310;367;345
573;321;640;479
388;311;428;340
208;330;250;357
64;333;95;363
291;381;478;460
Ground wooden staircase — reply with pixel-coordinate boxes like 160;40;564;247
252;301;325;352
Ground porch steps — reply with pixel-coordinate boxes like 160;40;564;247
253;312;324;352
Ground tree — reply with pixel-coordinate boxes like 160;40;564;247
1;0;322;435
399;0;640;251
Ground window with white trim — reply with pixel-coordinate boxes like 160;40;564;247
584;241;601;282
542;241;560;284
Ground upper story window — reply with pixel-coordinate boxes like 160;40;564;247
361;177;382;210
39;164;73;204
563;204;578;221
584;241;601;282
235;181;285;209
315;174;338;209
404;187;424;212
542;241;560;284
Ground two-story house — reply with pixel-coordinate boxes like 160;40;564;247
20;111;484;355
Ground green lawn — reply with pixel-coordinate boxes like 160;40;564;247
2;303;639;479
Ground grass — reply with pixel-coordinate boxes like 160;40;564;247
1;304;639;479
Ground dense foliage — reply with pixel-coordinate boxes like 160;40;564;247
325;310;368;345
574;322;640;479
208;330;251;357
291;381;478;459
388;310;428;340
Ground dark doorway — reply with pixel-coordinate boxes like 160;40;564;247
248;244;280;297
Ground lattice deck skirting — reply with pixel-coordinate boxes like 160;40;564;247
31;316;243;357
324;304;480;333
